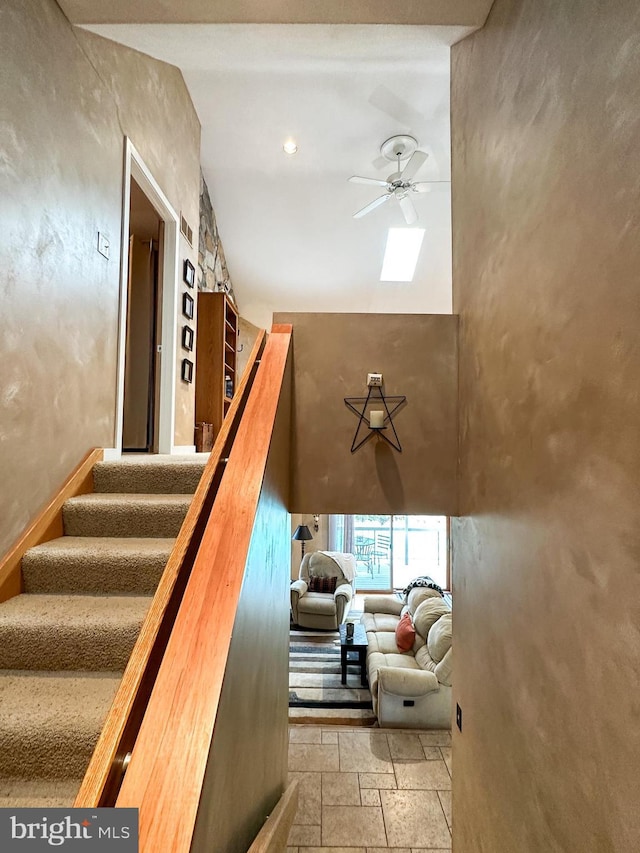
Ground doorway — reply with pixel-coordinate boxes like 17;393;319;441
332;514;450;592
123;178;162;452
110;139;181;459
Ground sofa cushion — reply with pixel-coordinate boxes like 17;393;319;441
435;647;452;686
427;613;452;663
413;598;450;640
308;575;337;594
406;586;443;615
414;646;437;673
395;612;415;652
361;612;400;633
381;653;422;670
378;665;440;698
297;592;338;615
367;631;412;656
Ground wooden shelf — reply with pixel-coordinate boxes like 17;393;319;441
195;293;239;440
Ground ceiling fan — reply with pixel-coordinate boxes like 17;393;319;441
349;135;448;225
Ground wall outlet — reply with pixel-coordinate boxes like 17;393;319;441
367;373;383;387
97;232;110;259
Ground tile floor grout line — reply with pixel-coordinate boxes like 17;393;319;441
439;744;452;779
289;724;453;850
436;788;451;837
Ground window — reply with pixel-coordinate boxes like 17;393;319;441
331;515;449;592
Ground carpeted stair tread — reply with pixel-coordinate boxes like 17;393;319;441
22;537;175;594
0;777;81;808
93;455;207;495
0;595;151;670
63;493;192;538
0;671;121;778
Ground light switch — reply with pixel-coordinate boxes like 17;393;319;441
97;232;110;259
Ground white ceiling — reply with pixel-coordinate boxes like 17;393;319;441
85;23;470;329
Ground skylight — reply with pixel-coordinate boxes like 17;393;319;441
380;228;425;282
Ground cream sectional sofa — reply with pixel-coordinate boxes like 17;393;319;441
361;588;452;729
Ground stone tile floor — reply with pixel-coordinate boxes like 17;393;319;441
288;725;452;851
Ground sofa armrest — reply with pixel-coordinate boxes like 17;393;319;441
334;582;353;624
377;666;440;698
364;595;403;616
290;579;308;625
290;579;308;597
335;583;353;602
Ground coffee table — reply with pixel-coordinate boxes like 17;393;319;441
339;623;368;686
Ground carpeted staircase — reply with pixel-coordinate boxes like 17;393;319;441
0;454;207;807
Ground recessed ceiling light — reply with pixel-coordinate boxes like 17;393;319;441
283;140;298;155
380;228;425;282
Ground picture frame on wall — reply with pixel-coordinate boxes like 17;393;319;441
183;259;196;288
182;325;194;352
181;358;194;383
182;292;194;320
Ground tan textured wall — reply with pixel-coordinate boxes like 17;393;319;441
191;356;291;853
290;513;329;580
274;313;458;516
451;1;640;851
0;0;200;554
73;28;201;449
237;315;263;382
60;0;494;26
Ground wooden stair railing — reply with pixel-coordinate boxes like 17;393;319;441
75;328;267;808
246;781;299;853
115;324;292;853
0;448;103;603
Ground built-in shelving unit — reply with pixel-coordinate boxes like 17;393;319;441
195;292;239;439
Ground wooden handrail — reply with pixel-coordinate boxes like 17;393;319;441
75;329;266;808
246;781;299;853
116;324;292;853
0;448;103;603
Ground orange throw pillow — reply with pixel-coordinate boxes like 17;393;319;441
395;612;415;652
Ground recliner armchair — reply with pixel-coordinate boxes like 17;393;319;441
290;551;355;630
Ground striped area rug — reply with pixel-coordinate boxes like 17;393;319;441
289;613;376;725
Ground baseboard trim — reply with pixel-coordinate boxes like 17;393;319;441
171;445;196;455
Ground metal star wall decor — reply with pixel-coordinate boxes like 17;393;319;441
344;385;407;453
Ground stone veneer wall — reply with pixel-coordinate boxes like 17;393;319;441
198;170;236;304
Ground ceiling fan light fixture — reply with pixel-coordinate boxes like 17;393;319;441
380;228;425;282
380;134;418;163
283;139;298;155
349;138;435;224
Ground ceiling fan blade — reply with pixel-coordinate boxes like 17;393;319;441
411;181;450;194
349;175;390;187
401;150;428;182
353;194;391;219
398;195;418;225
368;84;425;129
